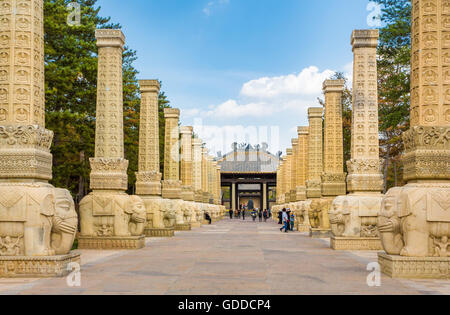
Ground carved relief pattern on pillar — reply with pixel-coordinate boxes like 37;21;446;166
347;30;383;192
192;139;203;192
322;80;347;196
136;80;161;195
0;0;45;127
180;126;193;187
306;108;323;198
285;149;292;201
163;108;180;181
291;139;298;194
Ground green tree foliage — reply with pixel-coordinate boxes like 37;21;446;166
44;0;170;201
373;0;411;191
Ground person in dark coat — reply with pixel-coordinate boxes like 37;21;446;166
278;210;283;224
205;212;212;225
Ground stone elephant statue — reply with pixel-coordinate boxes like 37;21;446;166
329;195;381;238
308;199;331;229
80;193;146;237
0;183;78;257
159;200;176;228
378;185;450;257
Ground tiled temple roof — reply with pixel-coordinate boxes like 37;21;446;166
218;145;280;173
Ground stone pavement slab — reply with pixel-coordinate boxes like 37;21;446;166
0;219;448;295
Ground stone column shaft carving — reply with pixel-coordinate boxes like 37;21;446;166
192;138;203;202
347;30;383;193
306;107;323;198
322;80;347;197
180;126;194;201
162;108;181;199
201;148;210;203
290;139;299;200
295;127;309;201
136;80;161;196
285;149;293;202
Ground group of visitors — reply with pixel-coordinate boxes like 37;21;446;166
228;201;271;223
278;208;295;233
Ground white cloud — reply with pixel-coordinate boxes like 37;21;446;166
241;66;335;98
203;0;229;16
182;64;352;120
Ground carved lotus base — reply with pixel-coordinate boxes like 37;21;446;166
0;252;80;278
309;228;331;238
144;228;174;238
331;236;382;251
174;223;191;231
297;223;310;233
77;236;145;250
378;253;450;279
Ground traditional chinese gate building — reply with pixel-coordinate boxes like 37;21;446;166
218;144;279;211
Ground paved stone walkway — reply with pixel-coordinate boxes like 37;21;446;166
0;219;449;295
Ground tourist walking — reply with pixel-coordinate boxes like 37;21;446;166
229;209;233;220
280;209;289;233
278;209;283;225
263;209;268;222
287;209;292;231
251;210;257;222
242;208;246;220
258;209;263;222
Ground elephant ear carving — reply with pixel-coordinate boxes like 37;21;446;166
428;191;450;222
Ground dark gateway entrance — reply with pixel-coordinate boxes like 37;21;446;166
218;144;279;211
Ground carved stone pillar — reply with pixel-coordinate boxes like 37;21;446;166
192;138;204;203
216;165;222;205
136;80;161;196
295;127;309;201
329;30;383;250
306;108;323;199
322;80;347;197
347;30;383;193
202;148;210;203
135;80;174;237
290;139;299;202
0;0;80;277
180;126;194;202
378;0;450;279
161;108;182;199
285;148;293;203
280;156;287;204
79;30;146;250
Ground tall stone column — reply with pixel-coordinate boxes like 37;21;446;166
162;108;182;199
378;0;450;279
231;183;237;211
136;80;161;196
216;165;222;205
295;127;309;201
0;0;79;277
180;126;195;202
135;80;174;237
201;148;210;203
263;183;268;210
285;148;293;203
306;108;323;199
208;157;215;204
79;30;146;250
192;138;203;203
322;80;347;197
347;30;383;193
329;30;383;250
290;139;299;202
280;156;287;204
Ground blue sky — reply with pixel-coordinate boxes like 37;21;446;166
96;0;378;156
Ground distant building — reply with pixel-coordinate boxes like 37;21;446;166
218;143;279;211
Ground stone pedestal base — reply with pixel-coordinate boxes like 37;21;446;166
309;228;331;238
145;228;174;237
190;222;202;228
0;253;81;278
78;236;145;250
331;236;382;251
174;223;191;231
378;253;450;279
297;224;310;233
